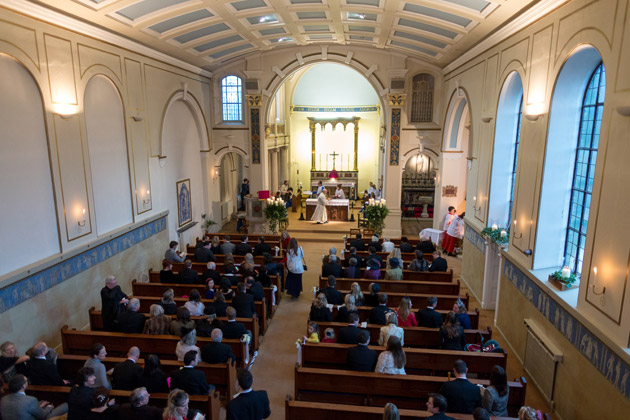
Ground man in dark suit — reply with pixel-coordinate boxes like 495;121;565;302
344;247;363;268
417;296;443;328
232;282;255;318
346;330;377;372
116;298;146;334
194;241;216;263
201;329;235;364
235;235;253;255
101;275;129;331
177;259;200;284
336;313;363;345
426;393;456;420
246;276;265;301
118;387;163;420
398;236;414;253
27;342;67;386
0;374;67;419
429;251;448;272
321;255;343;278
112;347;143;390
349;233;366;251
226;369;271;420
368;235;382;252
319;275;343;305
201;261;221;284
170;350;212;395
439;360;482;414
417;236;436;253
253;237;271;256
368;293;393;325
221;307;249;339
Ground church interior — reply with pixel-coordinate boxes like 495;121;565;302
1;0;630;419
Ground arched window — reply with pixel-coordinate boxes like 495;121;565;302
410;73;434;122
563;63;605;274
221;75;242;122
507;96;523;226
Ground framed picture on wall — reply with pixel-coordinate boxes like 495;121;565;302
176;179;192;227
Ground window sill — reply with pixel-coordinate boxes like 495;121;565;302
530;267;579;308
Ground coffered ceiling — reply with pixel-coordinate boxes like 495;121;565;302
28;0;542;72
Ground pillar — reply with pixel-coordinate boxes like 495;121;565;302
270;149;279;194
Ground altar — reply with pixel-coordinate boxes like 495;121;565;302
305;198;350;221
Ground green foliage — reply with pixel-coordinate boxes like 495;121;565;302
549;269;577;287
263;200;288;234
201;214;216;232
365;202;389;235
481;226;510;245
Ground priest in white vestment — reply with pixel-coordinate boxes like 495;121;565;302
311;189;329;224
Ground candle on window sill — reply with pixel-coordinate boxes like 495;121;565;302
491;224;497;231
500;230;507;238
561;266;571;278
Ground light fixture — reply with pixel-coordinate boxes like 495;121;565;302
143;190;150;205
78;208;86;227
616;106;630;117
132;115;144;122
52;103;78;118
524;103;545;121
512;219;522;239
481;117;493;123
472;196;482;212
591;266;606;295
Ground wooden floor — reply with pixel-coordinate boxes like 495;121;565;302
222;207;555;419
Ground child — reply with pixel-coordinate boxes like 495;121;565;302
303;321;320;343
321;328;337;343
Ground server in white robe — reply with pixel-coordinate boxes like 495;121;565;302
311;189;329;224
334;184;345;199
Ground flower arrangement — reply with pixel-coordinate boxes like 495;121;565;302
481;224;509;246
263;197;288;234
201;213;216;233
549;266;577;289
364;198;389;235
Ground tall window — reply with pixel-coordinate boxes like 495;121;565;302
410;73;434;122
507;95;523;226
563;63;605;274
221;75;242;121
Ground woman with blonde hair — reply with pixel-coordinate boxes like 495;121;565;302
349;282;364;306
309;293;332;322
383;402;400;420
243;253;255;265
375;336;406;375
379;311;404;346
143;304;171;335
336;294;358;322
518;406;543;420
386;248;403;269
210;236;221;254
175;329;199;362
160;288;177;315
163;389;190;420
395;296;417;327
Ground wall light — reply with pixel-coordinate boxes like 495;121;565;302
481;117;493;123
52;103;78;118
77;208;86;227
591;266;606;295
512;219;522;239
143;190;151;205
616;106;630;117
525;103;545;121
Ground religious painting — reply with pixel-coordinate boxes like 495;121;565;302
442;185;457;197
176;179;192;227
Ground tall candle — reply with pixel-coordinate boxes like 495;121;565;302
561;266;571;278
491;224;498;231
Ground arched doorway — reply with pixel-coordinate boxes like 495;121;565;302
219;152;243;217
401;152;436;227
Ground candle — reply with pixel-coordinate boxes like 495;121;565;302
491;224;497;231
561;266;571;278
500;230;507;238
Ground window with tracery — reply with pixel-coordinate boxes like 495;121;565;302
410;73;434;122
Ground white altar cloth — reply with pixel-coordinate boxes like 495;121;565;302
306;198;350;207
420;228;445;245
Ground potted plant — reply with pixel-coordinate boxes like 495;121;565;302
263;197;288;234
201;214;216;234
364;198;389;235
548;266;577;291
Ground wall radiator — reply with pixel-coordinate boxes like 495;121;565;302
523;319;563;409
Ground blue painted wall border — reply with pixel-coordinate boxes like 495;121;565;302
0;216;167;314
503;258;630;398
464;224;486;254
292;106;379;113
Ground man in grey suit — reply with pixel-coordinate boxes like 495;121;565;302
220;235;236;255
0;374;68;419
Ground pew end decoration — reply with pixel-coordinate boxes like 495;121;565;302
481;225;510;245
264;197;288;234
364;199;389;235
548;266;577;290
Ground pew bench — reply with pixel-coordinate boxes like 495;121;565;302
319;276;460;295
328;306;479;329
332;291;469;310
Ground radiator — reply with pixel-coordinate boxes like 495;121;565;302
523;319;563;409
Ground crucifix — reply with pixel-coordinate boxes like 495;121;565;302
330;151;340;169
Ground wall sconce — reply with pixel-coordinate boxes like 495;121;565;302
481;117;493;123
512;219;523;239
472;196;482;212
132;115;144;122
77;208;86;227
616;106;630;117
52;103;78;119
143;190;151;205
591;266;606;295
524;103;545;121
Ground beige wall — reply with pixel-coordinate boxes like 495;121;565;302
461;237;485;302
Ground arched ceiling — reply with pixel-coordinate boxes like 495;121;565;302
30;0;542;72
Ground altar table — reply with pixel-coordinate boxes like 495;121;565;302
305;198;349;221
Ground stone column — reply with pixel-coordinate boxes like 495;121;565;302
270;149;279;194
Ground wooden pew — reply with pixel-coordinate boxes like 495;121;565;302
61;326;250;367
315;322;491;349
298;342;506;378
54;354;237;401
294;366;527;417
328;306;479;329
132;293;268;334
354;268;454;281
342;251;434;266
195;233;281;245
332;291;468;310
285;396;520;420
88;307;260;350
185;248;284;263
150;269;281;312
22;385;220;418
319;277;460;295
